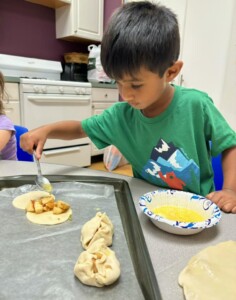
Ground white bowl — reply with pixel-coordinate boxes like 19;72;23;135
139;189;222;235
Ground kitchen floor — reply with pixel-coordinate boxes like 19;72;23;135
88;155;133;177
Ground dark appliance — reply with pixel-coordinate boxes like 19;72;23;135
61;63;88;82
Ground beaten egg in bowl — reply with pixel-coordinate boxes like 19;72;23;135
139;189;222;235
151;205;206;223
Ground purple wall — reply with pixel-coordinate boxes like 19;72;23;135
0;0;121;62
104;0;122;29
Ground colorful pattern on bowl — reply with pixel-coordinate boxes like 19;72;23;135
139;189;222;234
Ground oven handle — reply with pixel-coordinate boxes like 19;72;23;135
27;95;90;103
43;146;85;156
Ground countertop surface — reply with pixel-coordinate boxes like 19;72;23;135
4;76;117;89
4;76;20;83
91;82;117;89
1;160;236;300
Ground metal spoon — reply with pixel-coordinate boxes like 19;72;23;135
33;152;53;193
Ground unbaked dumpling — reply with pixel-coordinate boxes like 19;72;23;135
74;238;120;287
81;212;114;249
178;240;236;300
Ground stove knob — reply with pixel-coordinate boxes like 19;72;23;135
59;86;64;94
33;85;40;93
42;86;47;93
81;88;86;94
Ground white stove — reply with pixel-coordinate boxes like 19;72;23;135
0;54;92;167
20;78;91;96
0;53;91;88
0;54;62;80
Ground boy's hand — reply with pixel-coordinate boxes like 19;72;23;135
206;189;236;214
20;128;48;160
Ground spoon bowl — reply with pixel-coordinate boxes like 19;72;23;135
34;153;53;193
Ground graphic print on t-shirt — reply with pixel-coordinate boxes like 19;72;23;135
142;139;199;191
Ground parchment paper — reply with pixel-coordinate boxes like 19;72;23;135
0;181;144;300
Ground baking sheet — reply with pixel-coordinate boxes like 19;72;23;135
0;175;162;300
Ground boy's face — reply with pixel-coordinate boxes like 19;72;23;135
116;66;175;117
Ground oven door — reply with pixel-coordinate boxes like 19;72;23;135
41;145;91;167
20;93;91;149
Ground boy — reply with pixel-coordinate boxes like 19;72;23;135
20;2;236;213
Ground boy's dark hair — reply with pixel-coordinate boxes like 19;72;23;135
101;1;180;79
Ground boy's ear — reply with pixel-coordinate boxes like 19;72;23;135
166;60;183;82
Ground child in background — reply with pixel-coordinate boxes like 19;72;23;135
20;2;236;213
0;72;17;160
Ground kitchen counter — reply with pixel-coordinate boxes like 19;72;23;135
4;76;20;83
1;160;236;300
3;76;117;89
91;82;117;89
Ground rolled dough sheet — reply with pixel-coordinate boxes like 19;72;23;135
178;240;236;300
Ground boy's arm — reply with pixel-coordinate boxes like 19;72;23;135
207;146;236;213
20;121;87;159
222;147;236;193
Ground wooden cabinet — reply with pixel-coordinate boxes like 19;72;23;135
56;0;104;42
3;83;21;125
91;87;119;156
25;0;71;9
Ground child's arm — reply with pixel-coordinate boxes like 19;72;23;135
20;121;87;159
0;129;12;151
207;147;236;213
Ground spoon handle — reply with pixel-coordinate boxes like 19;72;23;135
34;153;42;176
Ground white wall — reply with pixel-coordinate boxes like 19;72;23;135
124;0;236;130
181;1;234;103
161;0;236;130
219;2;236;130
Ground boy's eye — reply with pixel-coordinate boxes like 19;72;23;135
131;84;143;89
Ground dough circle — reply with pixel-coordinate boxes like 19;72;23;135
13;191;71;225
178;240;236;300
12;191;53;209
26;208;72;225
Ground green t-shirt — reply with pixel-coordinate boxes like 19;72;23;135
82;85;236;196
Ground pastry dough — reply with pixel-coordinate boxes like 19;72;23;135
12;191;53;209
13;191;71;225
74;238;120;287
178;240;236;300
81;212;114;249
26;208;72;225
